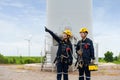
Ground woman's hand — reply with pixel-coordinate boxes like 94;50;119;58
45;26;48;32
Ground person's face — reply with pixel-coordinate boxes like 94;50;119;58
62;33;68;39
80;32;87;39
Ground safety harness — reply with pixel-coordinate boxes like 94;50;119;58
53;41;72;65
75;40;84;68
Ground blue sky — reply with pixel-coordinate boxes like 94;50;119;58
0;0;119;57
93;0;120;57
0;0;46;56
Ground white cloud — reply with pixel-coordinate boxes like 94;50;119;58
93;0;120;57
0;16;45;56
0;33;45;56
0;0;46;56
0;0;25;8
94;33;120;57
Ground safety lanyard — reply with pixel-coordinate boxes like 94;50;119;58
60;43;69;62
77;40;84;68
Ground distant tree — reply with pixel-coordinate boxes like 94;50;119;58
0;53;8;64
0;54;5;63
114;56;118;61
104;51;113;62
118;53;120;60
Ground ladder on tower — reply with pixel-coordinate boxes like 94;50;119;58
41;34;55;71
41;51;55;71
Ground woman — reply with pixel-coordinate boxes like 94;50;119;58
45;27;73;80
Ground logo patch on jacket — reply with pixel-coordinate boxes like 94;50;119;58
84;43;90;49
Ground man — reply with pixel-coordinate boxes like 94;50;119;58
45;27;73;80
76;27;95;80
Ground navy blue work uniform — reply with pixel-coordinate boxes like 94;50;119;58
76;38;95;80
45;28;73;80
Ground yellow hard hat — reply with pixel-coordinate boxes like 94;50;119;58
80;27;88;33
63;29;72;37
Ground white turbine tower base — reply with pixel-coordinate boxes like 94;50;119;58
42;0;97;71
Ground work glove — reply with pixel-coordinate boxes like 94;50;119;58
45;26;48;32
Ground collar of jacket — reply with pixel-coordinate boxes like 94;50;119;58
82;37;87;41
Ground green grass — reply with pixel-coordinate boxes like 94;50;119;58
99;58;106;63
4;56;44;64
113;60;120;64
98;58;120;64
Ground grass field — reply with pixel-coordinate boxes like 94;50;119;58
4;56;44;64
0;53;120;64
99;58;120;64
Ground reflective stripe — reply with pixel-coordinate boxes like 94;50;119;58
86;77;91;78
57;72;63;74
63;72;68;74
79;75;84;78
57;72;68;75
